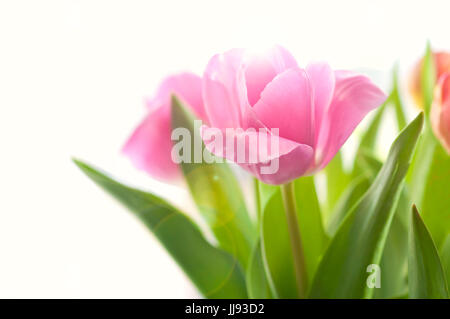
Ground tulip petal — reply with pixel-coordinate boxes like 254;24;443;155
203;49;247;128
122;106;180;181
315;71;386;170
244;46;298;106
306;62;335;144
253;67;315;146
147;73;206;121
200;126;314;185
265;45;298;73
245;57;277;106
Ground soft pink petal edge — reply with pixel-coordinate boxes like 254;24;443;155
122;107;180;181
314;70;387;171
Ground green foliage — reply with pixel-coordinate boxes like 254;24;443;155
309;113;423;298
171;96;255;269
75;44;450;299
74;159;247;298
246;240;273;299
409;206;449;299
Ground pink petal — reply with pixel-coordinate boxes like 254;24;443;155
306;62;335;145
265;45;299;73
147;73;206;122
314;70;387;170
252;67;315;146
244;46;298;106
200;125;314;185
122;106;180;181
245;56;277;106
202;49;246;128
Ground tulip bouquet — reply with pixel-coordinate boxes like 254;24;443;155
74;44;450;299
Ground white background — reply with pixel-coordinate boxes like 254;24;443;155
0;0;449;298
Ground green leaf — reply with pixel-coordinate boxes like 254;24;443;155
323;152;350;221
74;159;247;298
421;41;436;115
374;190;409;298
246;239;273;299
391;64;407;131
309;113;423;298
259;182;297;298
409;205;449;299
331;149;410;298
352;96;389;178
327;176;371;237
407;124;437;208
171;96;255;269
440;235;450;291
293;176;328;281
420;142;450;248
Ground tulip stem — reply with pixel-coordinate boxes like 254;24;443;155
280;181;308;298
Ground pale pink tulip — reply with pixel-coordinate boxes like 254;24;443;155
123;73;206;181
431;72;450;154
201;46;386;184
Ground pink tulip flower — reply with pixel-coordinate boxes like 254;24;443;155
200;46;386;185
123;73;206;181
431;72;450;154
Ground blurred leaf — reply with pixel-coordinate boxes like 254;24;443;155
259;182;297;298
246;239;273;299
420;142;450;248
327;176;370;237
409;205;449;299
352;95;389;178
171;96;255;269
74;159;247;298
391;64;407;131
309;113;423;298
407;124;437;209
293;176;328;282
421;41;436;115
440;235;450;291
323;152;350;220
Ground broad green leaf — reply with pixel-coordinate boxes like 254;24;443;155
171;96;255;269
409;206;449;299
420;142;450;248
309;113;423;298
74;159;247;298
374;190;409;298
330;149;410;298
327;176;371;237
440;235;450;291
323;152;350;221
407;124;437;208
293;176;328;281
259;182;297;298
246;239;273;299
421;41;436;115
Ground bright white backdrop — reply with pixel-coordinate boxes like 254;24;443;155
0;0;449;298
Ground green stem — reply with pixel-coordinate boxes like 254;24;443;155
280;182;308;298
